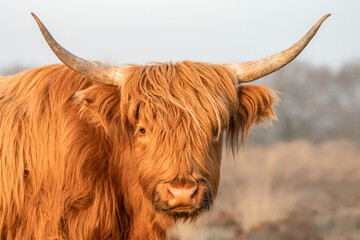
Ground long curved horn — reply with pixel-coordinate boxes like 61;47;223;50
31;13;125;86
226;14;330;83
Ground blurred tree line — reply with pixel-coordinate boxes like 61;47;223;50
249;61;360;144
1;61;359;144
0;64;31;76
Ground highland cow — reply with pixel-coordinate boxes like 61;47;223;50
0;13;329;239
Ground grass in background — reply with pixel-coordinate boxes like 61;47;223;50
171;140;360;240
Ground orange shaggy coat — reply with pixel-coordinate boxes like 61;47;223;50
0;62;276;239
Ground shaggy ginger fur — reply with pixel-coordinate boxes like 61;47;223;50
0;61;276;239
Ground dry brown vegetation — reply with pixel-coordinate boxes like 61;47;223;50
171;140;360;240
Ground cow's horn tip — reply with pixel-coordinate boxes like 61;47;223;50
323;13;331;20
31;12;41;24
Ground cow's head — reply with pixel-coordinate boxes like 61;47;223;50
32;13;329;220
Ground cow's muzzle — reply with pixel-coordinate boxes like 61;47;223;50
153;179;212;219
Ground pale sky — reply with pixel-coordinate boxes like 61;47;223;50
0;0;359;72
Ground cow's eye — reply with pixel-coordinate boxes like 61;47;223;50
139;128;146;135
212;128;219;136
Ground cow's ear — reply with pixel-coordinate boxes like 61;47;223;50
227;85;278;147
74;85;121;135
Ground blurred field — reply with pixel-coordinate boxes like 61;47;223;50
170;140;360;240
